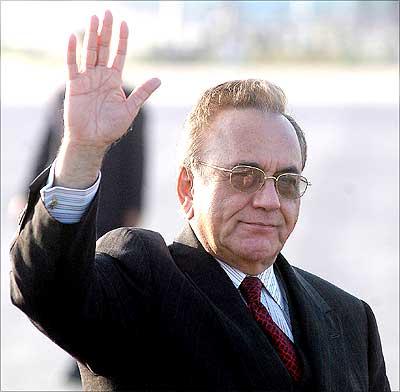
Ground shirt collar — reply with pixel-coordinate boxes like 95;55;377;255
216;258;283;308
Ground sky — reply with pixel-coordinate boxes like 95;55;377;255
1;1;160;55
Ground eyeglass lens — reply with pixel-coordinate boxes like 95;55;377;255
230;167;262;193
230;166;307;198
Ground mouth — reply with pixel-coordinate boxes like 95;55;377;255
240;221;278;230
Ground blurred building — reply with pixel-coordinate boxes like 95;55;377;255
136;1;399;64
2;1;398;63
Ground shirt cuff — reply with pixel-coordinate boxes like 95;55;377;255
40;161;101;224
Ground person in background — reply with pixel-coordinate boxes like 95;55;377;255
10;10;390;392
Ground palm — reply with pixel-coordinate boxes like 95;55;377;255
65;11;160;149
66;69;131;146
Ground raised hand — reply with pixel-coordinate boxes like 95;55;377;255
64;10;160;149
55;10;160;189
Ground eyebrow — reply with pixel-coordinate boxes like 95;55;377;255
234;161;301;175
275;166;301;175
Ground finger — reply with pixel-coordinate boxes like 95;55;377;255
83;15;99;70
67;34;78;80
126;78;161;115
112;21;129;73
97;10;113;66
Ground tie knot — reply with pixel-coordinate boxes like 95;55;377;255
239;276;263;305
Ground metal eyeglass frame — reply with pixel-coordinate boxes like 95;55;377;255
195;160;312;199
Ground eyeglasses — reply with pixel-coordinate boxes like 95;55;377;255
195;160;311;199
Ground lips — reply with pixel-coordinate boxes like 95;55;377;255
241;221;278;227
240;221;279;229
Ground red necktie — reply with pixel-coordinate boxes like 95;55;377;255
239;276;302;382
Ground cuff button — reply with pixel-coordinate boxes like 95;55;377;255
48;197;58;209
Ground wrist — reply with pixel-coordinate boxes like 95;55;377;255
61;135;109;156
54;140;106;189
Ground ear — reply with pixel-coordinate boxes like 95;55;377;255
177;166;194;219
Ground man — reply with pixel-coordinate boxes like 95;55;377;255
10;10;390;392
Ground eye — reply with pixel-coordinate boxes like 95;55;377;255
279;175;298;188
277;174;304;198
231;167;263;192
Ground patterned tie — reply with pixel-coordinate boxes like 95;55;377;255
239;276;302;382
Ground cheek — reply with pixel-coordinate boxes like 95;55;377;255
192;184;222;228
206;192;231;227
281;201;300;233
212;194;250;237
194;186;245;231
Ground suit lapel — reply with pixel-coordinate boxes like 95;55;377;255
275;254;345;391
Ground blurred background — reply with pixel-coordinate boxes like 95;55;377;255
1;1;398;390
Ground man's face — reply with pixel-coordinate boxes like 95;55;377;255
184;108;303;275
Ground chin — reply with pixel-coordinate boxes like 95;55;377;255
232;250;276;275
232;240;280;265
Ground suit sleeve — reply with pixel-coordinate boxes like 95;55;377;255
9;170;155;375
362;301;391;391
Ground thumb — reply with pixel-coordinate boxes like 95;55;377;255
126;78;161;116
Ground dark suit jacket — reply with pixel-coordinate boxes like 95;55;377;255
10;168;390;391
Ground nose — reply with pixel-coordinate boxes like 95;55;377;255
251;178;281;211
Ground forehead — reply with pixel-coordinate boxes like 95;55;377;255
203;108;302;170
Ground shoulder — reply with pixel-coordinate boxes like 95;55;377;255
291;267;382;342
96;227;170;262
293;267;389;390
293;266;368;314
94;227;176;291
